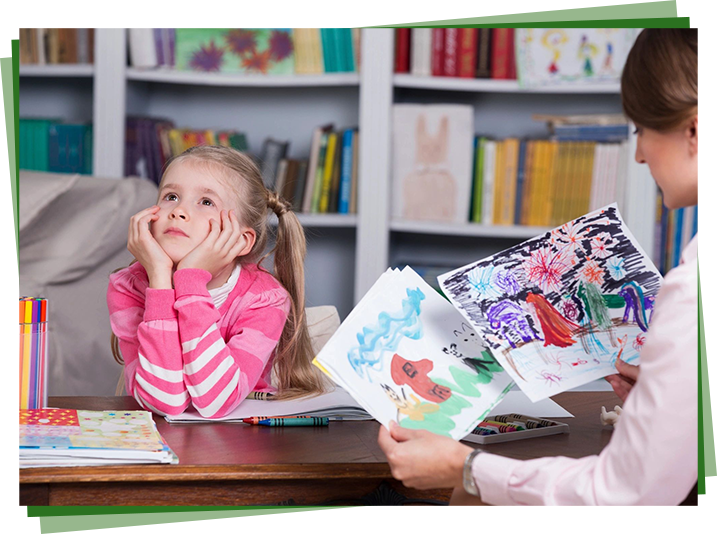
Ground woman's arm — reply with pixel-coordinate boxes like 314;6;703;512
471;259;697;505
172;268;290;418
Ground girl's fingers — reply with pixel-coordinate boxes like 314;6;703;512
214;211;233;250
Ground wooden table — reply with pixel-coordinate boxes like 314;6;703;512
22;392;692;506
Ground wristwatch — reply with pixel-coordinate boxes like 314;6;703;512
462;447;483;497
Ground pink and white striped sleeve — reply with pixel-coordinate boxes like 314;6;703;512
107;267;190;416
173;268;290;419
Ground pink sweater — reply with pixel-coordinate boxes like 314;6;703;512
107;262;290;418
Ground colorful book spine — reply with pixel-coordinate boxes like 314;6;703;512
458;28;477;78
513;140;527;225
19;298;48;410
471;137;485;223
395;29;411;73
475;28;492;78
338;129;354;214
443;28;459;77
431;28;445;76
491;28;512;79
319;132;338;212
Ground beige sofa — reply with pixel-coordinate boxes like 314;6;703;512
19;171;340;397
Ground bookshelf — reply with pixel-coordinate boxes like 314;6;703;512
19;28;657;319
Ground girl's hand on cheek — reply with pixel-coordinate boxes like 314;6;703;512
127;206;174;288
177;210;247;280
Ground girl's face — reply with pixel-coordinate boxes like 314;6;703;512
634;117;698;209
151;159;243;264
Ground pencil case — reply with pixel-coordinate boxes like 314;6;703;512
461;413;569;445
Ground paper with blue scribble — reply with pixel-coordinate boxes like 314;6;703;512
314;267;514;440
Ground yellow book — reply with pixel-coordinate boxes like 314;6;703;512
168;129;183;157
204;130;217;146
293;29;309;74
492;141;505;225
580;142;596;216
548;142;567;227
319;132;338;213
539;141;560;226
519;141;536;225
308;28;324;74
502;139;519;225
529;141;545;227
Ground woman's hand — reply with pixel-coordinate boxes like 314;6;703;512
377;421;473;490
127;206;174;289
176;210;247;280
604;358;640;402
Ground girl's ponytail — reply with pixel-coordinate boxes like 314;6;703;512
266;191;327;399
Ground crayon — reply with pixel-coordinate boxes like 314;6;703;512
246;391;275;401
496;414;557;428
478;421;522;433
470;427;498;436
255;417;329;427
484;419;526;430
242;416;311;424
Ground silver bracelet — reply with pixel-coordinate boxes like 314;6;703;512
462;447;483;497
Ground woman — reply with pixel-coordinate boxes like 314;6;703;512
378;28;698;505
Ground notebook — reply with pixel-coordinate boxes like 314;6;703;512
165;386;372;423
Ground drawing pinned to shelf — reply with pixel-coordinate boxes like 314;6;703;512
175;29;295;74
392;104;474;224
439;204;662;402
314;267;513;440
517;28;638;88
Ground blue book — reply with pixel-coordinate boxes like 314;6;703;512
513;140;527;225
692;205;698;237
338;129;354;214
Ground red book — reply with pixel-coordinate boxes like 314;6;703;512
491;28;513;79
395;28;410;73
507;28;516;79
458;28;478;78
431;28;445;76
443;28;459;77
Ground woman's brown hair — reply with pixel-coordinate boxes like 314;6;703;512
621;28;697;131
112;145;326;399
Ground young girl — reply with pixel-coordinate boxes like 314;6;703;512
378;28;698;505
108;146;326;418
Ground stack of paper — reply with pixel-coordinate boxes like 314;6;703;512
165;387;372;423
20;409;178;468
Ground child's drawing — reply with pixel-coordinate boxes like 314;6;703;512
392;105;474;224
516;28;638;88
438;204;662;402
314;267;514;440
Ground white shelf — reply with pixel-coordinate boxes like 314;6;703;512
390;219;551;239
268;213;358;228
20;64;94;77
393;74;621;94
127;68;360;87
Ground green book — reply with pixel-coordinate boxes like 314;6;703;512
83;125;93;175
310;132;329;212
320;29;335;73
472;137;485;223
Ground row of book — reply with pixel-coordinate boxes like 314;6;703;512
259;127;359;214
124;118;359;215
19;29;94;65
655;200;697;274
125;117;248;185
395;28;515;79
129;28;360;75
19;119;93;175
470;133;631;228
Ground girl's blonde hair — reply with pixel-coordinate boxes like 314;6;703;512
112;145;326;400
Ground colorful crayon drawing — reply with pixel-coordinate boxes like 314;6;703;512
438;204;662;402
314;267;514;440
516;28;638;88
